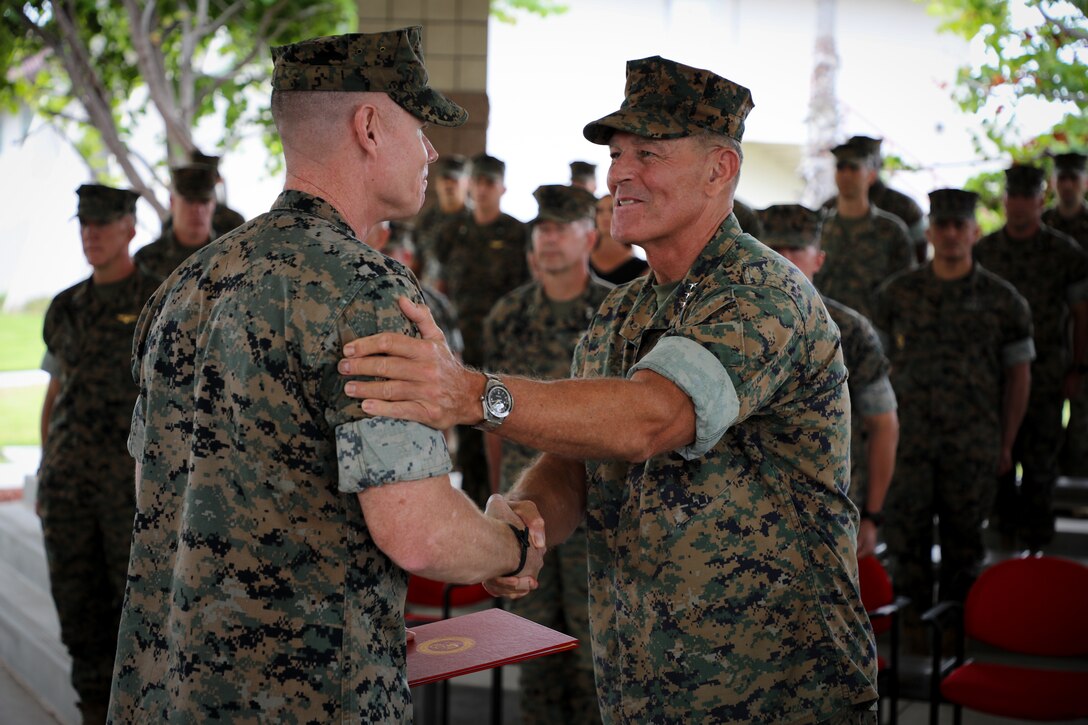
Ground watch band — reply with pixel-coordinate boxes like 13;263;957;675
860;509;884;527
500;523;530;577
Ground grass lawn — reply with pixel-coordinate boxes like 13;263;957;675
0;384;45;447
0;306;47;372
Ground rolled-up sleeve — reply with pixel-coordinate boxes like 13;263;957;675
1002;337;1036;367
336;417;451;491
629;335;740;460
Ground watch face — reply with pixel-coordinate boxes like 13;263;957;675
485;385;512;417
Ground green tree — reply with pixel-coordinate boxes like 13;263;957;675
926;0;1088;160
1;1;354;218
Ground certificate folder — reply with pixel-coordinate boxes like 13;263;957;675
407;607;579;687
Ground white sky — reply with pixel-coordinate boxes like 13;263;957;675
0;0;1073;308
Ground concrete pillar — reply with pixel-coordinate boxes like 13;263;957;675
357;0;490;158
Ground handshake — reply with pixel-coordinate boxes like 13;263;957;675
482;494;547;600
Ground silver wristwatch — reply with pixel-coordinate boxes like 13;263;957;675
477;374;513;431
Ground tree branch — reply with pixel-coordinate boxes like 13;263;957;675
123;0;192;157
51;0;167;218
1037;4;1088;44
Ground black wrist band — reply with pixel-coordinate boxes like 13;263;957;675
501;523;530;577
860;509;884;527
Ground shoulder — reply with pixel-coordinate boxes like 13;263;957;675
870;207;911;236
486;281;536;322
975;265;1030;305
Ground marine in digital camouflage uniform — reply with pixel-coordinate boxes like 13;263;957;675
761;204;899;560
814;137;916;322
975;165;1088;549
190;148;247;235
339;55;879;723
109;28;543;724
414;154;471;283
365;219;464;358
1045;152;1088;476
133;164;220;279
431;153;531;507
875;189;1034;636
484;185;611;725
822;135;928;263
38;184;161;724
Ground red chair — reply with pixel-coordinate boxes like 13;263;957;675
922;555;1088;724
405;575;503;725
858;555;908;725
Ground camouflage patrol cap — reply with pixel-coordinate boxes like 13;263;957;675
831;135;882;164
171;164;217;201
927;188;978;221
75;184;140;223
759;204;823;249
470;153;505;180
1004;164;1047;196
434;154;468;179
583;56;754;144
530;185;598;227
271;27;467;128
189;149;222;177
570;161;596;179
1053;152;1087;174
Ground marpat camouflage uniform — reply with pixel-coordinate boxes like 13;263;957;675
39;269;161;712
484;278;611;725
975;224;1088;545
134;223;217;280
572;215;877;723
415;204;471;284
1044;202;1088;476
110;191;452;723
874;263;1034;611
814;206;914;321
821;295;896;510
825;179;926;256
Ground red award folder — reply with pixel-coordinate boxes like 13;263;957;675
407;607;579;687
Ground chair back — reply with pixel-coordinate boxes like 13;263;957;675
407;575;493;610
858;555;895;635
964;556;1088;657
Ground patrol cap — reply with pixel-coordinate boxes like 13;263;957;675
190;149;222;177
530;185;598;227
271;27;467;128
570;161;596;179
759;204;822;249
1004;164;1047;196
171;164;218;201
470;153;505;180
1053;152;1087;174
76;184;140;223
434;154;468;179
831;135;882;165
928;188;978;221
583;56;754;144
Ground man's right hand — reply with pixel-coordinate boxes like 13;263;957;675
483;494;546;599
340;297;482;430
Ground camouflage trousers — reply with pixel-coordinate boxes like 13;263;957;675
993;388;1063;548
818;700;879;725
1060;386;1088;477
510;527;599;725
38;469;135;707
883;442;997;621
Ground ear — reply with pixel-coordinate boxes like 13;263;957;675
351;103;382;157
707;146;740;197
584;226;599;254
814;249;827;274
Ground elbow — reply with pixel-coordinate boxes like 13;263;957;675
371;522;444;576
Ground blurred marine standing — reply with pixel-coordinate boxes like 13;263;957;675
38;184;161;724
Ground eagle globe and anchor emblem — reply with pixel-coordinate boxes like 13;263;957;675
417;636;477;655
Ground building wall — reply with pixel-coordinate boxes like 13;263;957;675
356;0;490;159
